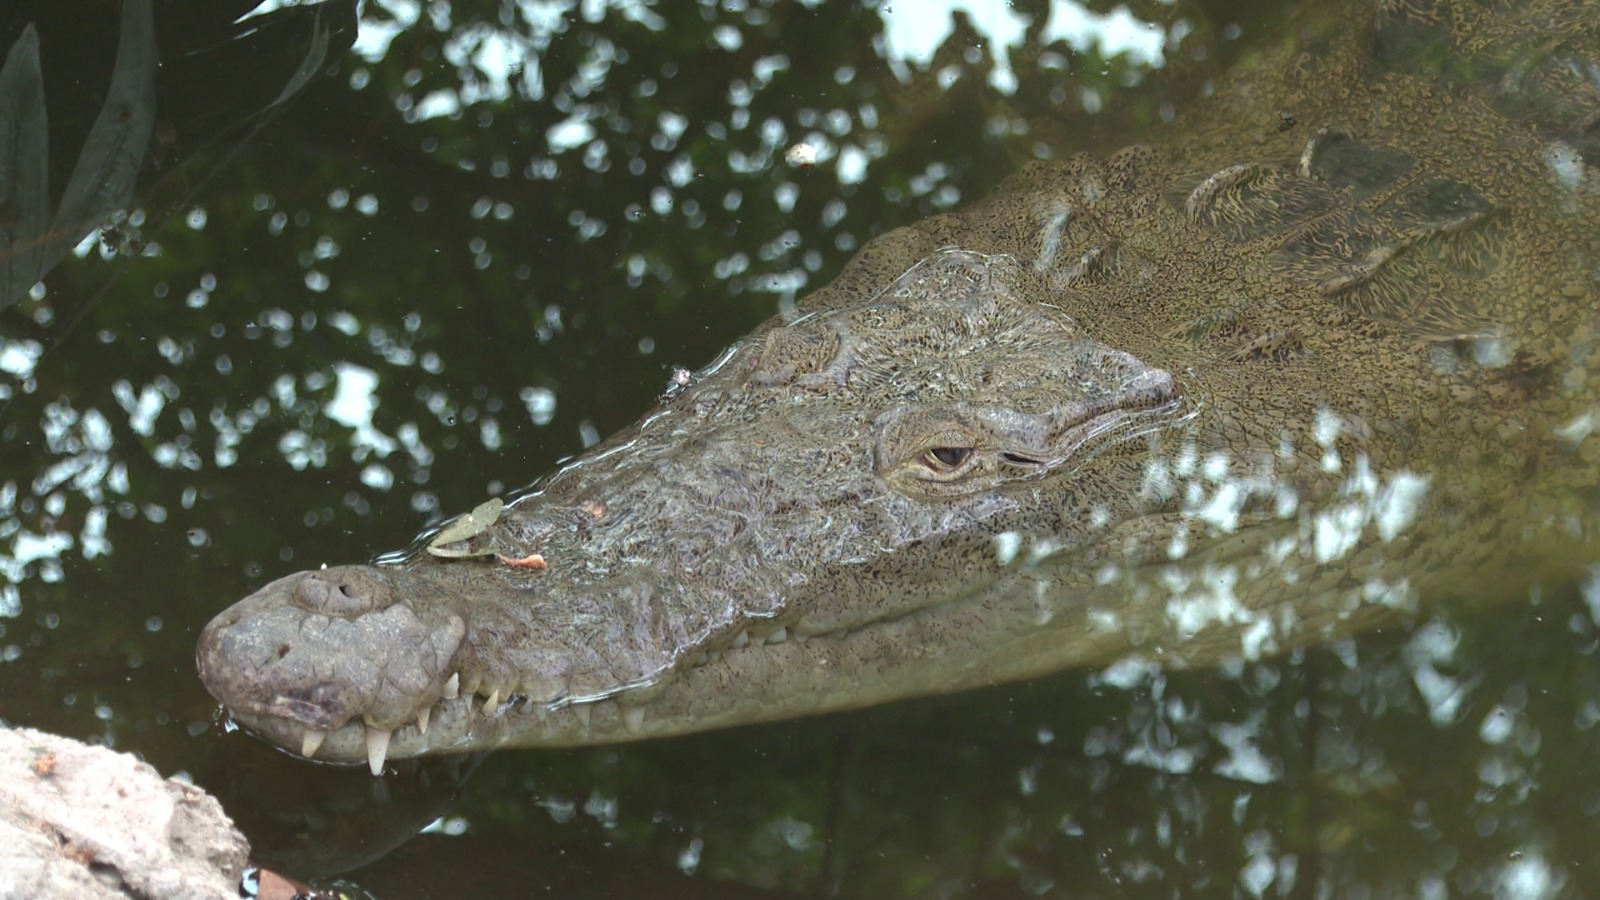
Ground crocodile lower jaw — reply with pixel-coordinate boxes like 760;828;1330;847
239;623;809;773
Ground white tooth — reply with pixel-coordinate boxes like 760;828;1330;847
416;706;430;735
731;631;750;649
573;703;592;730
623;707;645;734
766;627;788;645
365;725;392;776
300;730;326;759
443;673;460;700
483;690;500;715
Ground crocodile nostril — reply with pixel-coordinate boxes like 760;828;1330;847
291;566;396;616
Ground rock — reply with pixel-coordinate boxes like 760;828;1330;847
0;725;248;900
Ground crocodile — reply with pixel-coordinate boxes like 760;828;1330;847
196;0;1600;773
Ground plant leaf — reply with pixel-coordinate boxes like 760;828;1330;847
47;0;158;262
0;24;50;312
267;4;334;110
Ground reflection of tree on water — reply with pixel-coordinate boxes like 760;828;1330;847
1;0;1598;898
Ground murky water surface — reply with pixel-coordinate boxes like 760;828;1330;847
3;0;1599;897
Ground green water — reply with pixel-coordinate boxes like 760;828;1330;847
2;0;1597;897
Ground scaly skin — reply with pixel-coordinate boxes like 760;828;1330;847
197;0;1600;772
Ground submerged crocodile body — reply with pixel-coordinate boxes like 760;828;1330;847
197;0;1600;772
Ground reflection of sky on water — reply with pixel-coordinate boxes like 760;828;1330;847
348;0;1168;118
334;0;1171;192
880;0;1165;91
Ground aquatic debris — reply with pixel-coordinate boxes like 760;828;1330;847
497;553;548;571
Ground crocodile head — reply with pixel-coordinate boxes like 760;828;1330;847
198;113;1585;772
196;0;1600;774
197;249;1204;772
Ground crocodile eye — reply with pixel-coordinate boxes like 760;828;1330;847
922;447;973;470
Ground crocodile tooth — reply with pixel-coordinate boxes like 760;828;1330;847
730;630;750;649
766;627;788;645
622;706;645;734
416;706;430;735
442;673;460;700
300;730;326;759
573;703;592;731
482;690;500;715
365;725;391;776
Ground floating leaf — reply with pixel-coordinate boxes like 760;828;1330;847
426;498;504;558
